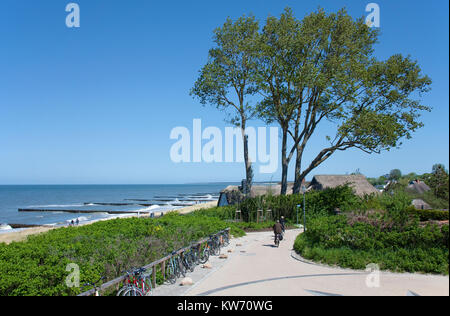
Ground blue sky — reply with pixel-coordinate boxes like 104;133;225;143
0;0;448;184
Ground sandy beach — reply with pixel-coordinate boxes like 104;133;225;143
0;201;217;245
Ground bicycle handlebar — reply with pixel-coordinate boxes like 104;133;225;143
82;276;106;288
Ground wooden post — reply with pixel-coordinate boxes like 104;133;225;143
161;261;166;282
266;209;272;221
236;209;242;222
152;266;157;289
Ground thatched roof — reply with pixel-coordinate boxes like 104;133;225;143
310;175;379;196
407;180;431;194
412;199;432;210
221;184;293;197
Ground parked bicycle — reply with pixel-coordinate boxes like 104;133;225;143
117;267;152;296
166;250;186;284
220;230;230;247
182;245;198;272
198;240;210;264
208;234;221;256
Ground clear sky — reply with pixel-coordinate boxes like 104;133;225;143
0;0;448;184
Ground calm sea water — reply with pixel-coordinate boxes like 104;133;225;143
0;184;233;230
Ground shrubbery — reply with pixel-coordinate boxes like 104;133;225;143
405;207;449;222
294;215;449;274
234;185;359;223
0;212;244;296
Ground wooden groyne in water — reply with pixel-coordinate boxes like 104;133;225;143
18;208;151;215
84;202;155;207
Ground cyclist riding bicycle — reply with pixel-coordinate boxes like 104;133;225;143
273;220;283;245
280;216;286;233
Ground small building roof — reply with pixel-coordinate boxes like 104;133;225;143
221;184;292;197
412;199;432;210
407;180;431;194
310;175;379;196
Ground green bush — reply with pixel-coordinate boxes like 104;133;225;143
405;207;449;221
0;212;244;296
192;205;236;220
293;215;449;274
222;185;360;224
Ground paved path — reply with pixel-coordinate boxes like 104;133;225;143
177;229;449;296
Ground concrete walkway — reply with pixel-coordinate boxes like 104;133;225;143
174;229;449;296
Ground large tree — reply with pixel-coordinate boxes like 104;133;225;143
256;8;432;194
191;16;260;193
255;8;302;195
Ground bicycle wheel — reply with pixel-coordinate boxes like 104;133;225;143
178;258;186;277
213;239;221;255
141;275;153;296
275;235;280;247
222;233;230;247
116;285;132;296
195;247;202;265
185;254;195;272
166;262;177;284
122;286;145;296
199;248;209;264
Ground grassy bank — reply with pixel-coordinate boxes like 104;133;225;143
294;214;449;275
0;212;244;296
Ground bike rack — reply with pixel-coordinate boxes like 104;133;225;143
77;227;230;296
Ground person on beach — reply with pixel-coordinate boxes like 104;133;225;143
76;218;79;226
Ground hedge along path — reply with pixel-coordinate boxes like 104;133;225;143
77;228;230;296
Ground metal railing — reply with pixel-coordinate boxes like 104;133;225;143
78;228;230;296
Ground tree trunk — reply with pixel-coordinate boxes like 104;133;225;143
280;126;289;195
241;118;252;195
293;144;302;194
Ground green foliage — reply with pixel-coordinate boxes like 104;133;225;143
294;215;449;274
405;207;450;222
232;221;277;232
389;169;402;181
368;165;449;210
232;185;359;224
0;213;244;296
190;15;260;123
375;190;412;212
193;7;432;195
187;205;236;221
427;164;449;202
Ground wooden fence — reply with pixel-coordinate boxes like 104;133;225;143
78;228;230;296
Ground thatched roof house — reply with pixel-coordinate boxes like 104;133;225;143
407;180;431;194
412;199;432;210
217;175;378;206
218;183;296;206
309;175;379;196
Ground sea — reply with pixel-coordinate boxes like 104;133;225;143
0;183;235;233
